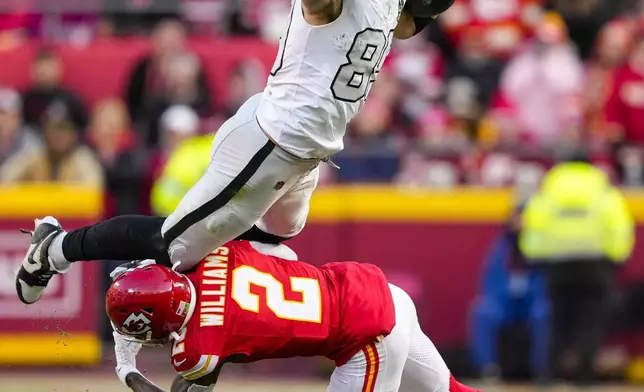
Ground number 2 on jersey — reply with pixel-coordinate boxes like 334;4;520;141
332;28;394;103
231;266;322;323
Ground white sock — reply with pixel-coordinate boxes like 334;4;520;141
49;232;71;273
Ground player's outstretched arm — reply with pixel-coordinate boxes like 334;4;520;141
125;373;168;392
396;0;456;39
169;360;225;392
394;8;436;40
170;373;217;392
113;331;168;392
394;9;417;39
123;369;219;392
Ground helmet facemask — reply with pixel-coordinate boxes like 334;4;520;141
106;264;197;347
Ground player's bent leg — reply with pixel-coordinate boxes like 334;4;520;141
327;338;409;392
256;166;320;239
326;343;384;392
327;284;412;392
387;283;450;392
395;285;483;392
402;324;483;392
61;216;168;263
400;325;451;392
16;94;315;302
237;166;319;246
161;107;318;271
15;215;168;304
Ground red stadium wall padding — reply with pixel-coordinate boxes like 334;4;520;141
0;43;37;91
289;222;499;347
0;218;102;365
290;222;644;351
0;186;103;365
0;38;278;109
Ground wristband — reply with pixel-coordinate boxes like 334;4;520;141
117;364;141;385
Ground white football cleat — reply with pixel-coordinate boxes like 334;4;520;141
15;216;64;304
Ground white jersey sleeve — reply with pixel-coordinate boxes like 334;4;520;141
256;0;405;159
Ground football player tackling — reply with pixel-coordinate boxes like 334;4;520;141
107;241;481;392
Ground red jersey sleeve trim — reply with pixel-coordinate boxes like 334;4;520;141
177;354;220;380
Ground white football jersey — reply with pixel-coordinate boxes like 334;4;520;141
256;0;405;159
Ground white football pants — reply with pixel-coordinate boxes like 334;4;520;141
327;284;451;392
161;93;319;271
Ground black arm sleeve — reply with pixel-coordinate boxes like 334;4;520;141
170;375;195;392
125;373;167;392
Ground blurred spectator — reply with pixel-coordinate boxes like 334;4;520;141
224;0;260;37
444;24;505;124
22;50;88;131
39;13;100;46
520;156;635;384
95;15;117;40
144;52;211;147
224;59;267;118
396;152;462;188
616;145;644;187
497;12;584;147
388;36;444;129
371;68;411;141
585;19;635;144
440;0;543;58
150;104;200;180
0;11;33;50
255;0;291;41
0;88;41;173
334;98;399;182
369;69;402;108
1;105;102;185
103;0;180;36
182;0;229;36
604;30;644;144
548;0;624;59
125;19;211;130
151;134;212;216
415;106;468;151
87;98;148;217
469;204;550;382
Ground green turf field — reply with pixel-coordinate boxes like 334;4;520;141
1;374;642;392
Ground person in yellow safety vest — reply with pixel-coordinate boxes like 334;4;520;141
520;154;635;386
151;134;213;216
151;134;290;245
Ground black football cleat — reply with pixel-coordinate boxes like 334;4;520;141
15;217;64;304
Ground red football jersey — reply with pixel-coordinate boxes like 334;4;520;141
172;241;395;380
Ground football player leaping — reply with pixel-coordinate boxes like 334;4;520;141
106;240;481;392
17;0;456;307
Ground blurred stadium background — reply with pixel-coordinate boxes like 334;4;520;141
2;0;644;391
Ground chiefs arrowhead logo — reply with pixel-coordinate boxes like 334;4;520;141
121;312;152;335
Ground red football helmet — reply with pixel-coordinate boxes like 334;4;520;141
106;264;195;345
